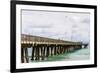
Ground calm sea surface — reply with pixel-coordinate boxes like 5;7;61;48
27;47;90;62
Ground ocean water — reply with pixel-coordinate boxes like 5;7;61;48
27;48;90;62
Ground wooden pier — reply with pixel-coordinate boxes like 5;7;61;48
21;34;88;63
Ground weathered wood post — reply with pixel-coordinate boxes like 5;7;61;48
44;45;47;60
39;45;41;60
49;46;51;56
57;45;59;54
25;48;29;63
59;45;62;54
56;45;58;54
61;46;63;54
46;45;49;57
62;46;64;54
58;45;60;54
40;45;43;60
31;46;35;61
42;46;45;60
45;45;47;58
52;45;55;56
35;45;39;60
54;45;56;55
63;46;65;53
51;45;53;56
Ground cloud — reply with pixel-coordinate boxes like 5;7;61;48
22;10;90;43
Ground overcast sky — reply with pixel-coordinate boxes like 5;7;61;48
22;10;90;43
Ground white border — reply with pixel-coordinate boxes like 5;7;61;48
16;4;94;69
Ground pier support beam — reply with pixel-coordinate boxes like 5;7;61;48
42;46;45;60
35;46;39;60
31;47;35;60
54;45;57;55
51;46;53;56
25;48;29;63
46;45;49;57
21;48;29;63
